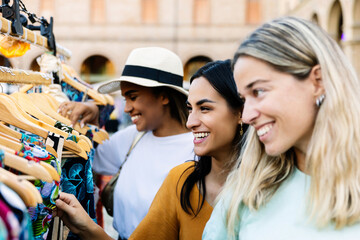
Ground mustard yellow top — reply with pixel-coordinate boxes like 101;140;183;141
130;161;213;240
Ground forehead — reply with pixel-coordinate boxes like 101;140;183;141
188;76;217;99
233;56;275;93
120;82;152;96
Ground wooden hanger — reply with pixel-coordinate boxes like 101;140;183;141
62;63;115;105
104;94;114;105
0;168;38;207
29;93;105;145
0;121;22;139
11;92;80;141
0;140;59;182
28;93;86;134
8;94;89;152
0;93;49;139
19;84;34;93
99;128;110;140
0;142;55;182
43;93;61;110
15;85;107;144
22;179;42;204
0;121;58;158
0;94;88;159
3;94;88;159
61;68;107;105
11;92;59;127
37;93;92;137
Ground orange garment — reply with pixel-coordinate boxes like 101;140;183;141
0;35;30;58
130;161;213;240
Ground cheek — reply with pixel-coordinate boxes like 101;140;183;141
215;114;239;140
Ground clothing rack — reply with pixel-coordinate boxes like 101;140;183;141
0;16;72;59
0;66;53;85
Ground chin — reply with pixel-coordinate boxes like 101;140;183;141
194;149;208;157
264;145;284;157
135;124;146;132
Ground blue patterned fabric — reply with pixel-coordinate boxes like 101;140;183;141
0;149;4;168
61;148;96;240
20;133;46;149
98;105;115;128
60;80;88;102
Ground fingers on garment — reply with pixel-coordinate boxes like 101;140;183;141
58;101;74;117
69;107;85;126
80;111;94;127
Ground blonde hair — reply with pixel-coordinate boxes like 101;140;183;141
224;16;360;237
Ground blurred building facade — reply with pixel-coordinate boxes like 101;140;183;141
1;0;360;86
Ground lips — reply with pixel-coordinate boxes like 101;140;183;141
256;123;273;138
131;114;140;123
193;132;210;144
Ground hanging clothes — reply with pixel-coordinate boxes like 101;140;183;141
0;182;34;240
16;142;61;240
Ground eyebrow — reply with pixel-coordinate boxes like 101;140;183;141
123;90;138;97
245;79;270;90
186;99;216;106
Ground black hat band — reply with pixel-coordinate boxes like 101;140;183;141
122;65;183;87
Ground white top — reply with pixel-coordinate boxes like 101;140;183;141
203;168;360;240
93;125;194;238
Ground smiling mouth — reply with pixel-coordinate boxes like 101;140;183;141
131;115;140;122
193;132;210;143
257;124;273;137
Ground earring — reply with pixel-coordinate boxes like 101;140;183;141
240;122;243;136
316;94;325;107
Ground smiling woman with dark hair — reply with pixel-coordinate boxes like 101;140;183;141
54;58;247;240
129;59;247;240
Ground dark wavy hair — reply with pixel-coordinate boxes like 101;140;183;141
179;59;248;216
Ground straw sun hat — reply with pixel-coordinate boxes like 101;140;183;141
97;47;188;96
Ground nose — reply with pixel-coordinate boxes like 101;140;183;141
241;100;259;125
186;111;201;130
124;100;133;113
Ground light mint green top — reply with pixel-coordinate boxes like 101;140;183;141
202;168;360;240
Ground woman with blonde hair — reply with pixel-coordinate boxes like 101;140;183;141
203;16;360;239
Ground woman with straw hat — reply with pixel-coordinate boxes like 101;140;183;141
58;47;194;239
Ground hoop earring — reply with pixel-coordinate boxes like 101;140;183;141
316;94;325;107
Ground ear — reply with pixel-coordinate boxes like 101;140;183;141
309;64;324;97
159;93;170;105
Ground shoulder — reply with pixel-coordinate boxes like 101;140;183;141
163;161;196;184
108;125;139;142
169;161;195;177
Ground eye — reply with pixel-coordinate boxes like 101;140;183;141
129;95;137;101
253;88;265;97
200;106;211;112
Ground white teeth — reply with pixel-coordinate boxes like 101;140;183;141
257;124;273;137
194;132;210;139
131;115;140;121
